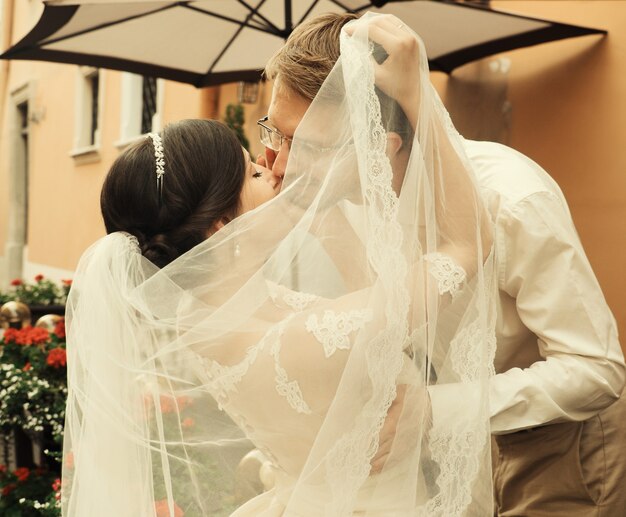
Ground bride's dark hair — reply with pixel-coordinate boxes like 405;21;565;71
101;119;245;268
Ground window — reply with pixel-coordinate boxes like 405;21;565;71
88;72;100;145
118;73;162;145
141;76;157;135
72;67;102;156
17;101;29;245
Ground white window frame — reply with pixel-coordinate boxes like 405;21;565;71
115;73;164;148
70;66;104;160
3;82;32;285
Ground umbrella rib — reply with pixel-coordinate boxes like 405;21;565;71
285;0;292;33
205;0;269;76
297;0;322;26
184;3;280;35
236;0;282;35
31;3;180;49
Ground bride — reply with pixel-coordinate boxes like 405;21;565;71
62;13;496;517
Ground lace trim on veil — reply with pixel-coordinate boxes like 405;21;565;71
425;322;496;514
320;33;411;515
272;318;312;414
267;281;320;312
424;252;467;297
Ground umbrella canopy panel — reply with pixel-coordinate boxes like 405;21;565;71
3;0;606;87
378;1;549;59
42;4;286;73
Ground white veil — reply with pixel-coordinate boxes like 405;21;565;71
62;13;496;517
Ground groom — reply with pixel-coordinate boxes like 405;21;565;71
258;12;626;515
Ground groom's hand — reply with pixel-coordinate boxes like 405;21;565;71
371;383;430;474
371;384;407;473
345;14;421;130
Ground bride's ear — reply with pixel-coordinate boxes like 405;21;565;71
385;132;404;158
207;217;230;237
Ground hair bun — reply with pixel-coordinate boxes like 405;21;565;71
141;233;177;268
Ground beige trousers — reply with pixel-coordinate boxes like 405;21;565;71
492;393;626;516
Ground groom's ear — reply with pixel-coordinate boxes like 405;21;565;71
385;132;404;158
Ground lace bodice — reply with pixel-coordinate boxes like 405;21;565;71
199;282;374;474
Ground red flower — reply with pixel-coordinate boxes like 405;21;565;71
181;418;195;429
62;279;73;287
154;500;184;517
176;396;193;410
54;319;66;339
2;483;16;496
10;278;22;286
14;467;30;482
23;362;32;371
47;348;67;368
30;327;51;345
34;274;44;282
159;395;175;414
64;452;74;470
52;478;62;492
3;328;19;344
0;464;7;473
15;328;32;346
15;326;50;346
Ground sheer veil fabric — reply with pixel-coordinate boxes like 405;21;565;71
62;13;497;517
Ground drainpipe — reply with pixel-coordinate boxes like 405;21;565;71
0;0;15;287
0;0;15;133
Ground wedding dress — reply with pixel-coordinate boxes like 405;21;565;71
62;13;497;517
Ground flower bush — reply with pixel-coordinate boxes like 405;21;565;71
0;466;61;517
0;275;71;306
0;288;241;515
0;321;67;516
0;322;67;443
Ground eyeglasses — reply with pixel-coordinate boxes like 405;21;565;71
257;116;292;152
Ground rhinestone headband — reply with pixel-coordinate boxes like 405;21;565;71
148;132;165;201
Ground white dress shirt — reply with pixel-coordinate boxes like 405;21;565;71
462;140;625;434
298;138;624;435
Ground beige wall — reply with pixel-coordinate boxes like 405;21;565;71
489;1;626;344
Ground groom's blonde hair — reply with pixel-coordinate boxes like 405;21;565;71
264;13;358;101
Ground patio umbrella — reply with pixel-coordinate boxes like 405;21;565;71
1;0;606;87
